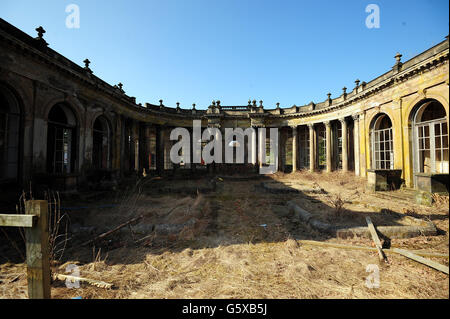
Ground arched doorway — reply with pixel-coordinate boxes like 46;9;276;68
92;116;111;170
370;113;394;170
0;85;21;183
46;103;77;174
412;100;448;176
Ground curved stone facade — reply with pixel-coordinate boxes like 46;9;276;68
0;18;448;191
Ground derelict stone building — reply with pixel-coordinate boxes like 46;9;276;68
0;18;448;194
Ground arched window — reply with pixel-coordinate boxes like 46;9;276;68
92;116;111;170
0;85;20;182
413;100;448;174
370;114;393;170
47;104;77;174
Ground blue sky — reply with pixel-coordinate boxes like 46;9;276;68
1;0;448;109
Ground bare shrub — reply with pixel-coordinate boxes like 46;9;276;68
44;190;70;265
15;189;70;267
326;193;345;218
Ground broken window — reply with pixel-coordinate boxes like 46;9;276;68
92;116;110;170
414;100;448;174
317;123;326;170
298;126;310;169
335;121;343;170
0;86;20;182
371;114;394;170
47;104;77;174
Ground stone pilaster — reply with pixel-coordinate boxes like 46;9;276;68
340;118;348;172
325;121;332;173
308;124;315;172
352;114;360;176
291;126;297;172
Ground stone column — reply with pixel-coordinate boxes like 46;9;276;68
252;126;258;169
258;127;265;168
340;118;348;172
308;124;314;172
144;125;152;171
132;120;139;172
156;125;164;174
352;114;360;176
325;121;332;173
291;126;297;172
278;128;285;172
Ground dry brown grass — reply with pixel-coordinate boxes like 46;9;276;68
1;173;448;299
41;239;448;299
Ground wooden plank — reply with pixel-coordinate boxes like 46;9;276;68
296;240;449;259
53;273;113;289
24;200;51;299
393;248;449;274
0;214;37;228
366;216;388;262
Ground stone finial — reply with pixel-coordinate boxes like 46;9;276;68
259;100;263;107
159;99;163;106
327;93;331;99
118;82;123;91
83;58;92;73
276;102;280;108
35;26;46;40
212;100;216;106
393;53;403;72
216;100;221;107
361;81;367;89
176;102;180;108
355;79;360;87
252;100;257;107
342;87;347;100
192;103;196;110
248;99;252;106
34;26;48;46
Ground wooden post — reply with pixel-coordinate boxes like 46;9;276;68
366;216;388;263
24;200;51;299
